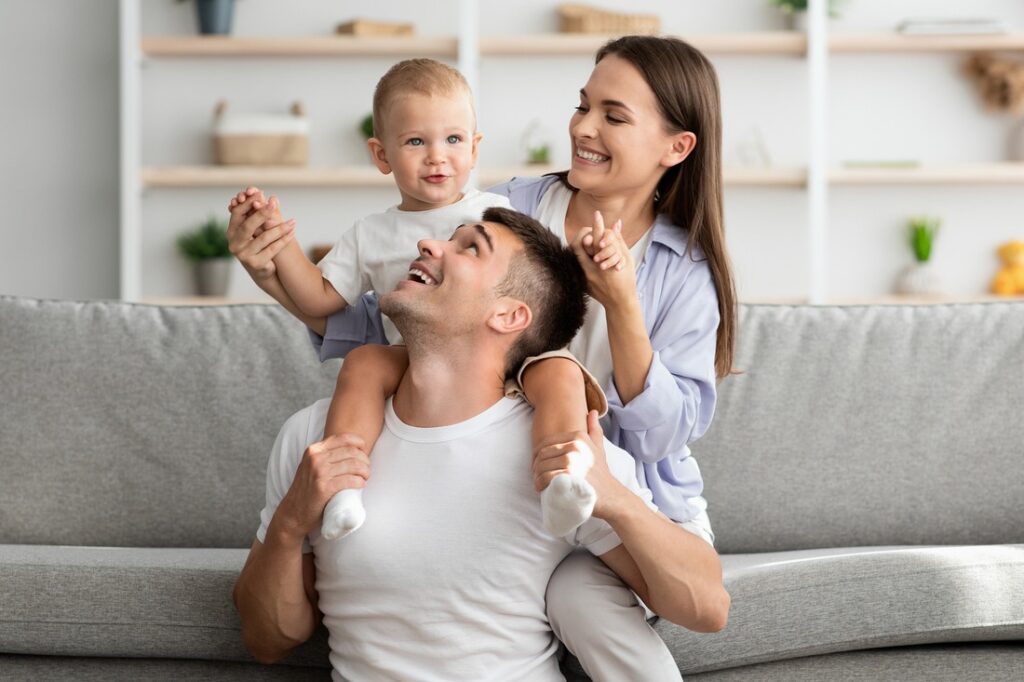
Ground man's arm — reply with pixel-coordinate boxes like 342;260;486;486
232;535;319;663
233;423;371;663
534;411;730;633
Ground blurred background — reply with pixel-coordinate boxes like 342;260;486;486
4;0;1024;304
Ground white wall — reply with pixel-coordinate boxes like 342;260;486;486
5;0;1024;301
0;0;119;300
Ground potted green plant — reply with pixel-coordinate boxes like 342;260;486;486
177;216;233;296
895;216;943;296
770;0;842;31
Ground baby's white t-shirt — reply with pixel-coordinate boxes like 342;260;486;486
257;396;656;682
318;188;512;343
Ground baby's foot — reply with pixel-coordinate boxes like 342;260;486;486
541;473;596;537
321;489;366;540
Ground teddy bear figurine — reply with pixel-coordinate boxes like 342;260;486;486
991;240;1024;295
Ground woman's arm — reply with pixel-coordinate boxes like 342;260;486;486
572;219;718;464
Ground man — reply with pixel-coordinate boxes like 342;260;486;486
233;207;729;679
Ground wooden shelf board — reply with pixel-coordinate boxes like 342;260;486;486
142;165;806;188
141;35;458;58
830;32;1024;53
481;32;806;56
139;32;1024;60
831;163;1024;185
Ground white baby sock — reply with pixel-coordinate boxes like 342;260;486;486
321;489;366;540
541;473;597;537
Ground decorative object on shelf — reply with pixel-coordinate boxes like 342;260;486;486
178;0;236;36
963;54;1024;160
894;216;943;296
213;101;309;166
558;4;660;35
963;53;1024;114
991;240;1024;296
521;120;552;165
336;19;414;37
177;217;232;296
770;0;842;31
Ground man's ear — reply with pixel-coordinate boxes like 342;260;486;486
486;298;532;336
661;131;697;168
367;138;392;175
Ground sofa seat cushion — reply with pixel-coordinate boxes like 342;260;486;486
658;545;1024;675
0;545;329;667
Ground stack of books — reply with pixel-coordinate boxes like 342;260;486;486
896;18;1009;35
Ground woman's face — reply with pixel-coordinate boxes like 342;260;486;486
568;54;688;198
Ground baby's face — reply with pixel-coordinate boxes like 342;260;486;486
371;92;481;212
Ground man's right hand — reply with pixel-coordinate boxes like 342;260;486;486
275;433;370;542
227;186;296;282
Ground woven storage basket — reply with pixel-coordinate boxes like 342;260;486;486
213;101;309;166
559;3;660;35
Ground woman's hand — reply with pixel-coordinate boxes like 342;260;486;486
571;210;638;309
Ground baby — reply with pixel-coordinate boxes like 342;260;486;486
230;58;599;540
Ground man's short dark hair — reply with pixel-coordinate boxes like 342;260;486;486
482;206;588;379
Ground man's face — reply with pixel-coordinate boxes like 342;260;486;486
380;221;522;338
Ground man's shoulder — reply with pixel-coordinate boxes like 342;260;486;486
278;398;332;451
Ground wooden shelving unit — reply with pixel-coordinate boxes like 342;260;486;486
830;163;1024;185
481;32;807;56
121;0;1024;303
830;32;1024;53
141;165;808;189
141;35;458;58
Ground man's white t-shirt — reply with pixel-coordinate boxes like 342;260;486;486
317;188;512;343
257;396;656;682
535;182;655;390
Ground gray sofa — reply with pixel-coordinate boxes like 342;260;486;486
1;295;1021;680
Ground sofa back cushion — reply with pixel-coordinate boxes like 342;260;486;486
697;302;1024;553
0;297;337;548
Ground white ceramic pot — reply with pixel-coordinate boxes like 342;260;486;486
1007;117;1024;161
895;262;942;296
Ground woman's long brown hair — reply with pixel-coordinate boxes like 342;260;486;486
559;35;737;379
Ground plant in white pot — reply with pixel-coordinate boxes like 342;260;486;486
770;0;842;31
895;216;943;296
177;216;233;296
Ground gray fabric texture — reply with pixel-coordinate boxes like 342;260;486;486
0;655;332;681
696;302;1024;553
683;643;1024;682
0;297;338;548
658;545;1024;674
0;544;329;666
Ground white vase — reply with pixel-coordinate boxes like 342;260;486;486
895;262;942;296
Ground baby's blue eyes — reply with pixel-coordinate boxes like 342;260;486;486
405;136;463;146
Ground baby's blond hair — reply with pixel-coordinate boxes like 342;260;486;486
372;58;475;136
